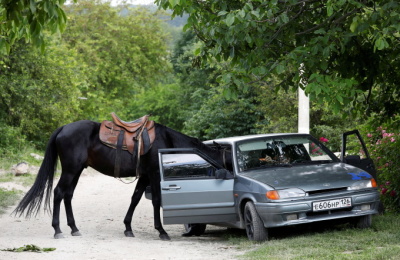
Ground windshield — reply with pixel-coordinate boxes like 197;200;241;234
236;135;338;172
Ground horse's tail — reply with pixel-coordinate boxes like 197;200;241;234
13;126;63;217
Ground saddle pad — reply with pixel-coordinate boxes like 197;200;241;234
99;120;155;155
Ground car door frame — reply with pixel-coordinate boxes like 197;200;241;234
341;129;377;179
158;148;237;225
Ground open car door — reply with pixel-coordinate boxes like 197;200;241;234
341;130;377;179
159;148;236;225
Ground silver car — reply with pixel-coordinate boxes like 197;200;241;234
150;130;380;241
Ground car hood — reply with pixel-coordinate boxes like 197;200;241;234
240;163;372;191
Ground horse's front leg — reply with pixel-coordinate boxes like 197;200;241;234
150;182;170;241
123;177;148;237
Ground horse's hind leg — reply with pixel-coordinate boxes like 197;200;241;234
64;171;83;236
52;171;82;239
52;183;64;239
123;177;148;237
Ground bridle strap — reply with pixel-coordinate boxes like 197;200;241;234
222;148;227;169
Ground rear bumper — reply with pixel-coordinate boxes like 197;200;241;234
255;190;380;228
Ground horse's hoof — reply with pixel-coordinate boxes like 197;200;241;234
159;233;171;241
124;231;135;237
72;231;82;236
54;233;64;239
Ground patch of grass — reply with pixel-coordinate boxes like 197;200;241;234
0;172;37;187
0;188;21;215
0;146;43;215
227;214;400;260
0;173;14;182
0;146;43;170
14;173;37;186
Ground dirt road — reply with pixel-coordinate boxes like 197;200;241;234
0;168;243;260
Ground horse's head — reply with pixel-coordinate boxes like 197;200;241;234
212;141;233;171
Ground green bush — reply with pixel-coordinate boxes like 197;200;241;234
0;188;20;215
0;122;27;156
0;120;43;169
364;125;400;213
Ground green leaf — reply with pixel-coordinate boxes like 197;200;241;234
336;94;343;103
320;60;328;71
245;34;252;45
375;37;388;51
314;28;326;34
222;73;232;84
225;13;235;26
275;63;285;74
30;0;37;14
194;47;201;56
314;86;322;96
169;0;180;7
259;66;267;75
223;87;232;98
280;12;289;24
350;17;359;32
327;5;333;17
0;39;11;55
229;46;235;58
182;23;191;32
238;9;245;18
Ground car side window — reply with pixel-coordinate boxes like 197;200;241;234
162;153;216;180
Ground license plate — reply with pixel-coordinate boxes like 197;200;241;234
313;198;352;212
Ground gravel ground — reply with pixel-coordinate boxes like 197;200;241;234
0;168;243;260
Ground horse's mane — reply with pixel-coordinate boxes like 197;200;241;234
163;124;213;150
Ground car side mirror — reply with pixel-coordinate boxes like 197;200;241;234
215;169;233;179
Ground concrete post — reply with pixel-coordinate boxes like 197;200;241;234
298;87;310;134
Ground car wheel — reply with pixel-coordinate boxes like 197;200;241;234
352;215;372;229
244;201;268;241
183;224;207;236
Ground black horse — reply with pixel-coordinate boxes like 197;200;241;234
13;120;231;240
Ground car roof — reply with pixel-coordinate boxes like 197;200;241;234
204;133;311;145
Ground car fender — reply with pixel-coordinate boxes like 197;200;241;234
237;193;260;229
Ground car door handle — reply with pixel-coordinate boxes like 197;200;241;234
162;185;181;191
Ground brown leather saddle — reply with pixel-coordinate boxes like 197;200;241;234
99;112;156;177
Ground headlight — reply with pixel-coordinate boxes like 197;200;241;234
266;188;306;200
348;178;377;190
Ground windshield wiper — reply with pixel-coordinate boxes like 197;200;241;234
292;160;333;165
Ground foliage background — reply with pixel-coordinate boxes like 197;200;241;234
0;0;399;211
361;117;400;212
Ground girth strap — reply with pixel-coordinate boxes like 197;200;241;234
114;130;125;178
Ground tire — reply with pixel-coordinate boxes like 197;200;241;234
244;201;268;241
352;215;372;229
183;224;207;236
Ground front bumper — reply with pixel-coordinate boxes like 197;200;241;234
255;190;380;228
